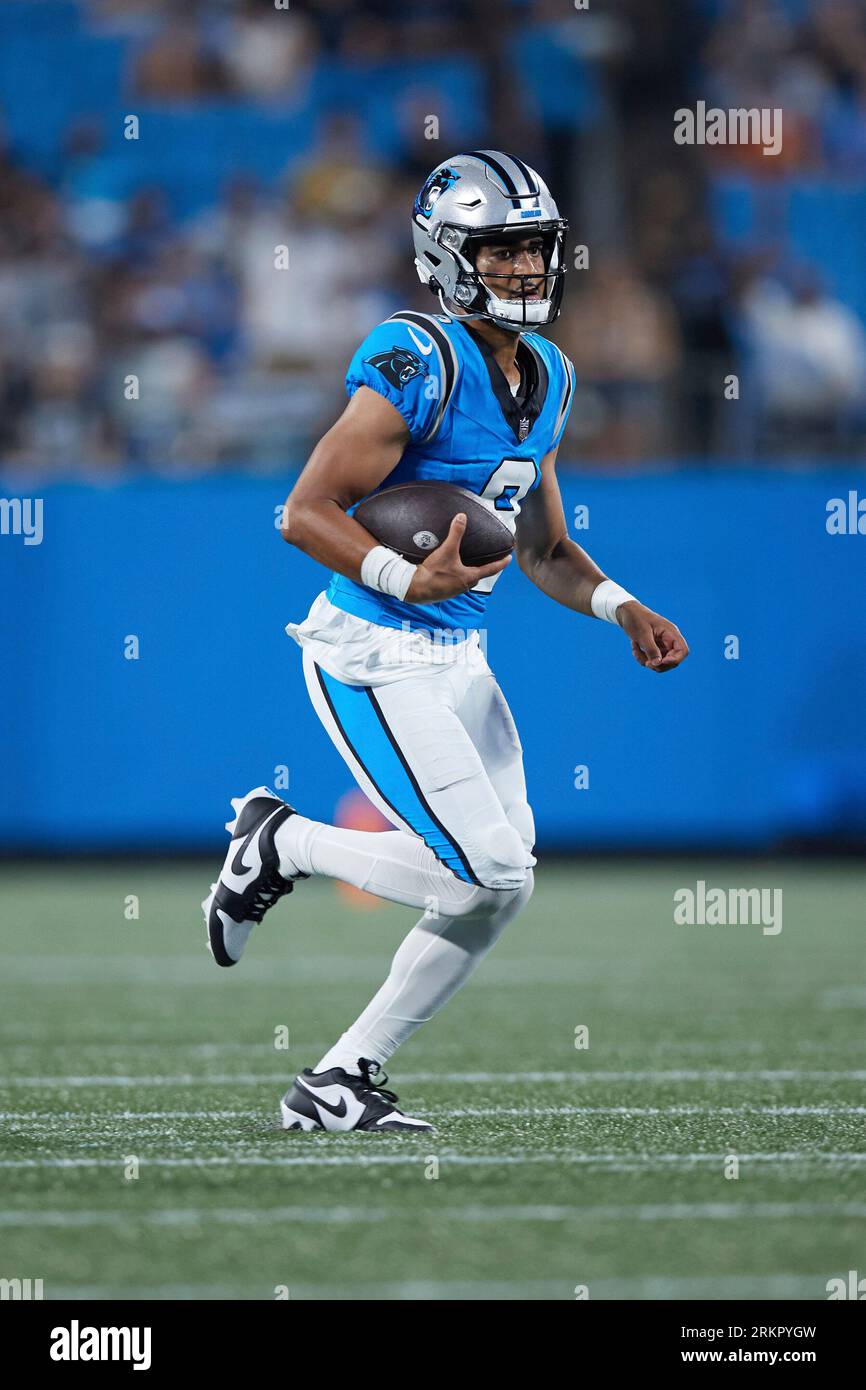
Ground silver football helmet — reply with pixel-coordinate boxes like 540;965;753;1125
412;150;567;332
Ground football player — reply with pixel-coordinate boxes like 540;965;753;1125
203;151;689;1133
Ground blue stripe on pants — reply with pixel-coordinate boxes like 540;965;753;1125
315;664;479;885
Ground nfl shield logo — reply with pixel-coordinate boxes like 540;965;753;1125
518;417;530;442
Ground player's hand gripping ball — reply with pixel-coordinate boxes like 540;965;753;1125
354;481;515;604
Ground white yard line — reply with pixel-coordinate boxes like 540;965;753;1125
0;1111;250;1121
40;1273;834;1300
3;1032;861;1055
0;1075;288;1087
3;1069;866;1087
432;1105;866;1118
1;1152;864;1170
2;1104;865;1121
405;1069;866;1084
819;987;866;1009
1;1201;864;1228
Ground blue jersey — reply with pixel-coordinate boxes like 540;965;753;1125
326;310;575;635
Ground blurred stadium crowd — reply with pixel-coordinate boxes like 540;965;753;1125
2;0;866;477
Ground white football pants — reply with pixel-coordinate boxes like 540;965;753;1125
278;599;536;1073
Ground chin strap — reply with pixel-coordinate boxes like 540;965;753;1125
435;287;526;333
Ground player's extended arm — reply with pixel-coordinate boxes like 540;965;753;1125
515;448;689;673
281;386;509;602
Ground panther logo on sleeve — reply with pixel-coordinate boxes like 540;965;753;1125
365;346;427;391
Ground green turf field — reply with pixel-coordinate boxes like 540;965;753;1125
1;860;864;1301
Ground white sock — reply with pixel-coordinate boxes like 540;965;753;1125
276;814;483;916
314;871;534;1074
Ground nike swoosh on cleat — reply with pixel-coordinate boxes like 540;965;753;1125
297;1080;348;1119
229;804;284;881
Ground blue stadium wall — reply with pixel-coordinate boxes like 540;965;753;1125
2;468;865;852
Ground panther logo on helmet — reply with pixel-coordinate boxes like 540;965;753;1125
365;347;427;390
413;166;460;221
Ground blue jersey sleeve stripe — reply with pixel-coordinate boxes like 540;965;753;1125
314;664;482;885
387;312;459;441
552;350;575;443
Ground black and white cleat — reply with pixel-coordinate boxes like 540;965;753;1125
202;786;304;968
280;1059;434;1134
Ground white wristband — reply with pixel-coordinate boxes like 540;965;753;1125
591;578;637;625
360;544;416;601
